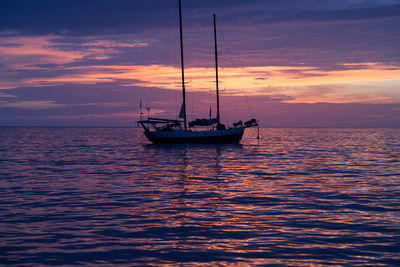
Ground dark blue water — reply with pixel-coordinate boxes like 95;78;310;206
1;127;399;265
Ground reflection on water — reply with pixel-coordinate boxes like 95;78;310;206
0;127;399;265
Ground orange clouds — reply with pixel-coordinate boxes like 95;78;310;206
0;100;66;109
22;63;398;90
0;35;149;89
48;63;399;104
45;110;165;120
1;35;399;104
0;36;149;67
0;36;86;69
81;40;148;48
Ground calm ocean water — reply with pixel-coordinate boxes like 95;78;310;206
0;127;399;266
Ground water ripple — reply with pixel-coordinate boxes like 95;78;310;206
0;127;399;265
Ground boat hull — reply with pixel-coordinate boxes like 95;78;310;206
144;127;245;144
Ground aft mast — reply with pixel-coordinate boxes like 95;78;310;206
178;0;187;130
213;14;221;125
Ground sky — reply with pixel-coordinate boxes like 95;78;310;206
0;0;399;127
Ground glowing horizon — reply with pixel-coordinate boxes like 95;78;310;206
1;61;399;104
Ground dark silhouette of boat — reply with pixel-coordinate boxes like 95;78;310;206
138;0;257;144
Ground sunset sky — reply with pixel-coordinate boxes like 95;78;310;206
1;0;399;127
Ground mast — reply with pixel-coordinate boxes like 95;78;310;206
178;0;187;130
213;14;220;124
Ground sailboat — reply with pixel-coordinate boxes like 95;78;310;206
138;0;258;144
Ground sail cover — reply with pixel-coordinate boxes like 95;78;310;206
178;103;185;118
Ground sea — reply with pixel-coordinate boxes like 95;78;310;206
0;127;399;266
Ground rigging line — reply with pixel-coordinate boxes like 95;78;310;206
218;20;257;119
146;5;179;114
183;41;198;119
187;75;194;118
158;7;178;67
220;27;254;117
213;14;221;124
208;18;214;118
213;21;238;123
